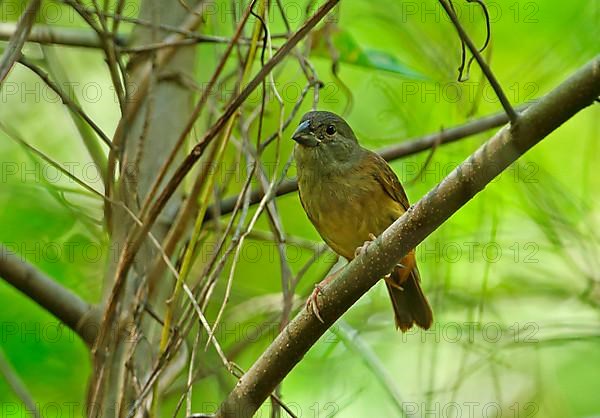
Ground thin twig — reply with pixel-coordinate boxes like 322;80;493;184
211;106;529;219
439;0;518;122
0;244;98;345
0;349;40;418
100;0;341;355
214;56;600;418
0;22;127;48
0;0;41;84
104;0;212;228
332;321;408;417
18;57;113;150
462;0;491;80
406;128;444;186
135;0;258;242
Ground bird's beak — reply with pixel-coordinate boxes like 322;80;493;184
292;120;320;147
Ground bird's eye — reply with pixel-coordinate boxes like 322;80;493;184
326;125;336;135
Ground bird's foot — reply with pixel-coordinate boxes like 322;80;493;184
306;284;325;323
384;262;408;290
354;233;378;258
305;274;336;323
383;263;406;280
384;263;406;277
384;274;405;291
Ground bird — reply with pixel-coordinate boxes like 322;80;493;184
292;110;433;332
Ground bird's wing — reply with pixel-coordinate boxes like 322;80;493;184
366;151;411;211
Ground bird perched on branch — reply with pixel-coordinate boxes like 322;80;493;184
292;110;433;331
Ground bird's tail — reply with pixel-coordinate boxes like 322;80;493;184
385;261;433;332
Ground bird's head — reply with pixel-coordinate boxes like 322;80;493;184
291;111;361;169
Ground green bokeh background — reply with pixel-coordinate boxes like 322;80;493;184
1;0;599;416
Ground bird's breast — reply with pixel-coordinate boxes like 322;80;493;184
298;170;403;260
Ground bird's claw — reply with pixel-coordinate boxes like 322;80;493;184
355;233;378;258
383;263;405;280
387;281;404;291
305;273;338;323
306;284;325;323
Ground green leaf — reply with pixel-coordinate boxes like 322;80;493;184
310;26;425;79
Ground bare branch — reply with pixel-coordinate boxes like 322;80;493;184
99;0;341;350
0;0;41;84
18;57;112;181
105;0;214;228
210;106;528;219
0;22;127;49
439;0;518;122
136;0;259;237
0;348;40;418
214;57;600;418
0;244;99;346
0;21;261;51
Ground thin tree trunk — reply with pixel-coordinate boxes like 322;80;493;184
89;1;199;415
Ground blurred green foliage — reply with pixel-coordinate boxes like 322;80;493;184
0;0;598;417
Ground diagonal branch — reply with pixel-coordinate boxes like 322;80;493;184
104;0;214;228
214;57;600;418
0;0;41;84
439;0;518;122
97;0;341;354
0;244;99;346
0;348;40;418
18;57;112;179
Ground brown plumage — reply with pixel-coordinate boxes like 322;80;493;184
292;110;432;331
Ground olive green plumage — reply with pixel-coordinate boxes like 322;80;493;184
292;110;433;331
